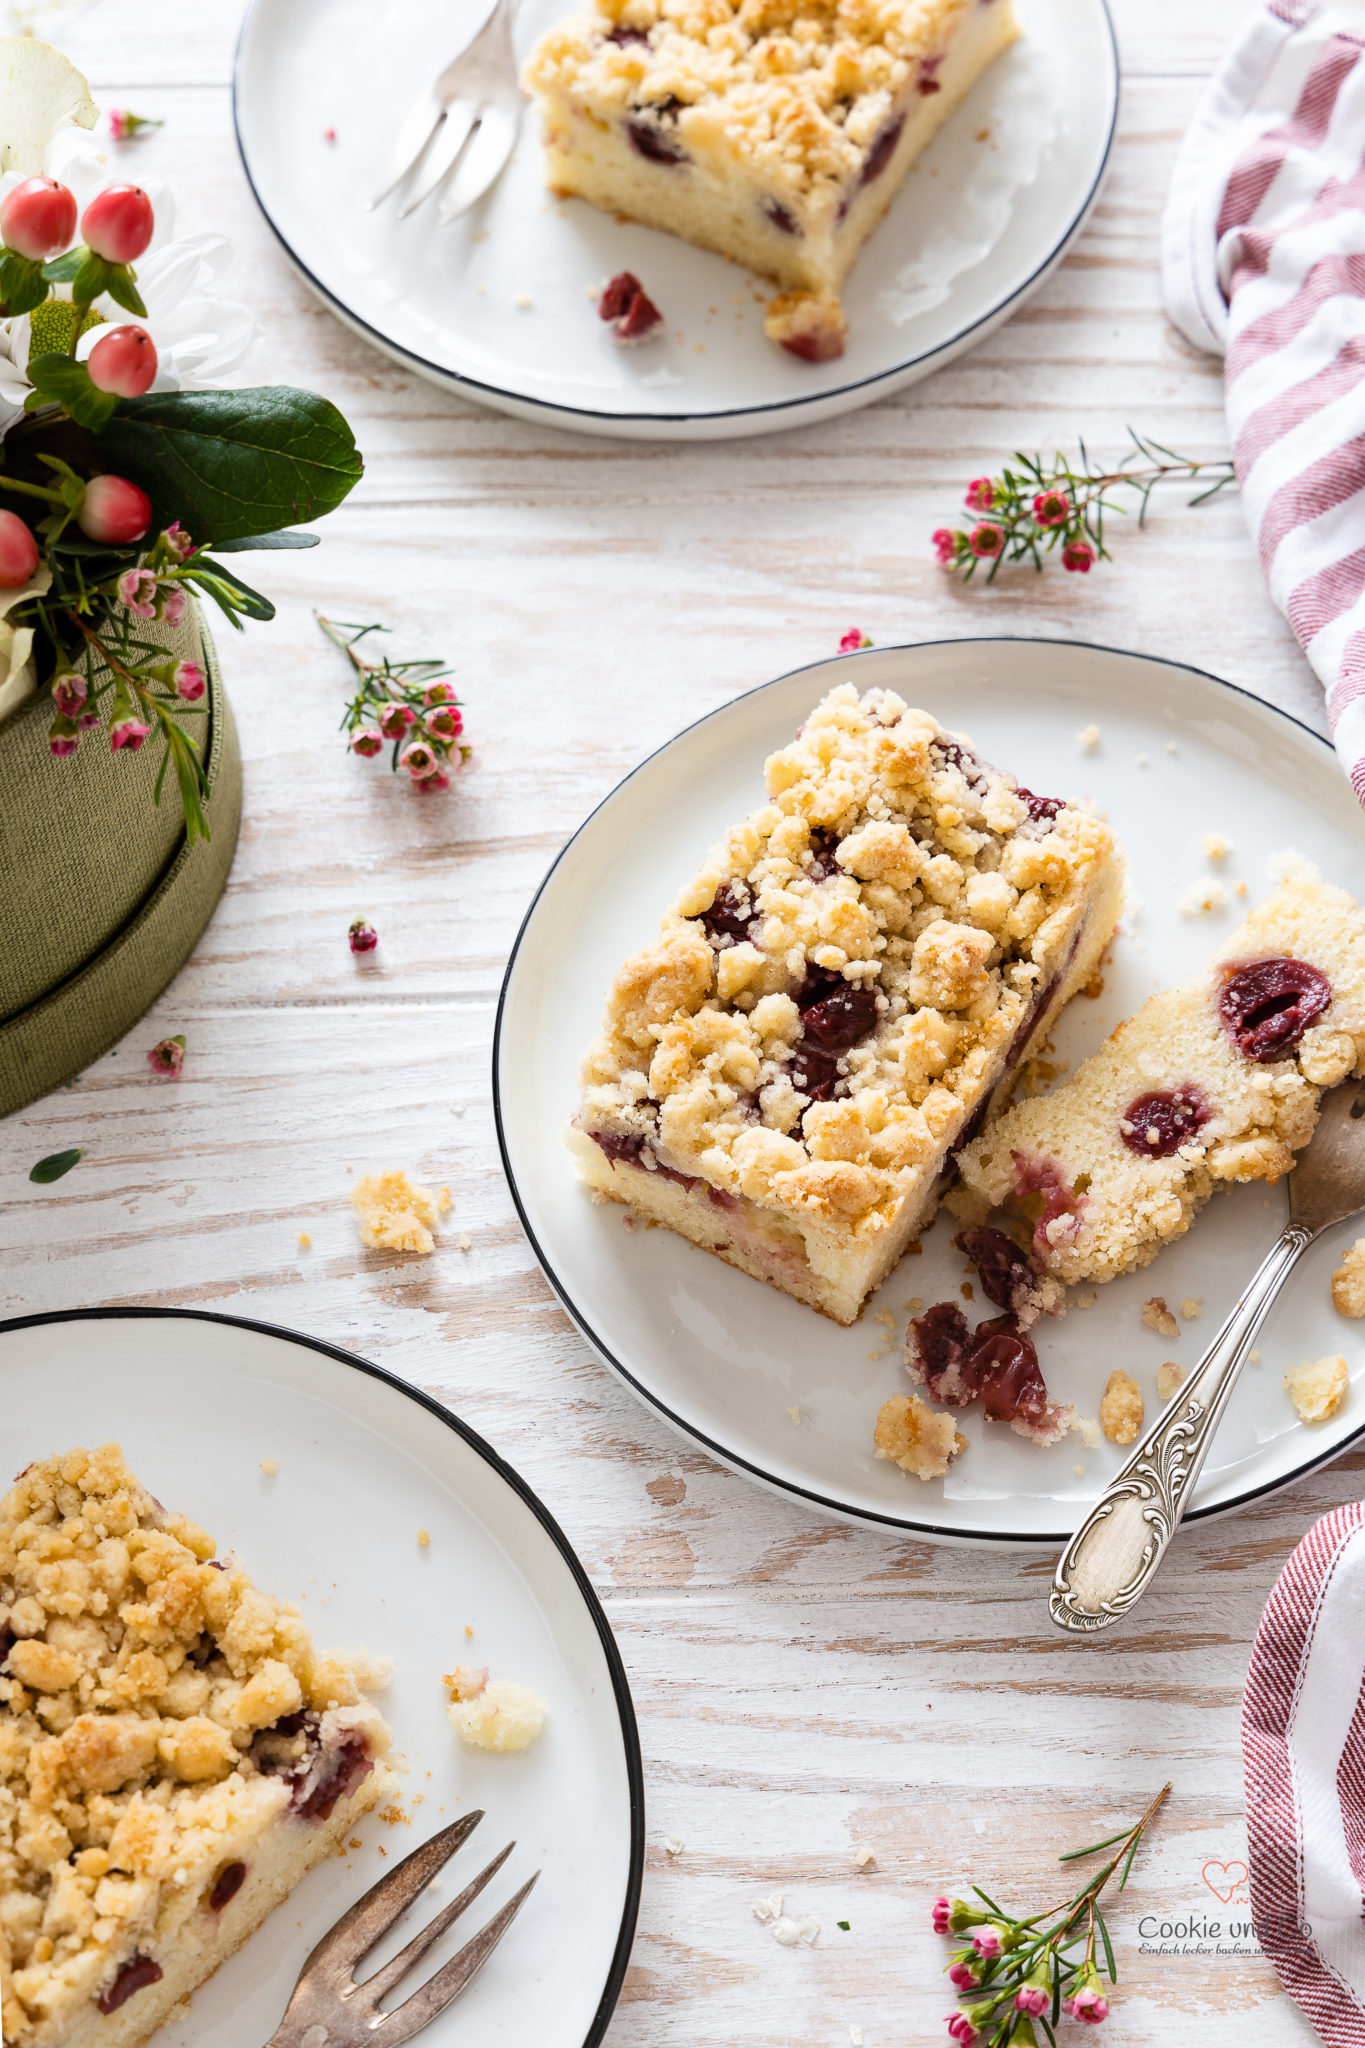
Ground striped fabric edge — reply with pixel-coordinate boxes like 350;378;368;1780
1244;1501;1365;2046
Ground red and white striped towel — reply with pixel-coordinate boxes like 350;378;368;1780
1162;0;1365;807
1244;1501;1365;2042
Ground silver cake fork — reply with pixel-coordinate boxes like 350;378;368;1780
1051;1076;1365;1636
371;0;523;224
266;1811;538;2046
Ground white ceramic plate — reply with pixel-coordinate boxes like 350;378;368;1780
231;0;1117;440
0;1309;642;2046
494;639;1365;1546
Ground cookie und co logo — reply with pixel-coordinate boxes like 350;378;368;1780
1201;1860;1250;1905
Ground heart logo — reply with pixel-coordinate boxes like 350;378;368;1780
1202;1860;1250;1904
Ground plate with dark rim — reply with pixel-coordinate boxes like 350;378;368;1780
232;0;1117;441
495;637;1365;1546
0;1307;643;2046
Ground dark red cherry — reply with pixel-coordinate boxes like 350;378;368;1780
907;1301;974;1403
700;881;756;942
1016;788;1064;823
1219;957;1331;1062
800;983;878;1052
627;113;686;163
98;1958;163;2014
208;1861;247;1912
971;1317;1049;1424
954;1226;1036;1313
1120;1087;1210;1158
860;112;905;184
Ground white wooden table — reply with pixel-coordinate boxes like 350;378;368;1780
0;0;1344;2039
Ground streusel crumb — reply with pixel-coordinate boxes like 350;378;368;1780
1156;1362;1185;1402
873;1394;966;1480
1285;1354;1349;1423
1142;1298;1180;1340
351;1169;443;1254
1179;1297;1203;1320
1202;834;1231;860
443;1670;547;1752
1099;1370;1144;1446
1332;1239;1365;1317
1077;725;1100;750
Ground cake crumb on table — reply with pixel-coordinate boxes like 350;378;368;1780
665;1836;684;1857
1180;1296;1203;1320
1142;1297;1180;1340
297;1231;312;1248
854;1846;876;1869
351;1168;445;1254
1285;1354;1349;1423
1157;1362;1185;1402
458;1234;472;1251
1166;741;1180;756
873;1394;966;1481
1100;1370;1145;1446
1332;1239;1365;1317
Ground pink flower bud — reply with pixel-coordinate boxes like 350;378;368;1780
0;175;77;260
1062;539;1095;574
968;522;1004;559
839;628;869;653
1064;1976;1109;2024
162;522;193;560
80;474;151;545
378;700;417;741
107;108;161;142
110;716;151;752
414;768;452;794
946;2014;979;2045
78;709;101;729
161;586;186;627
948;1962;979;1991
1032;487;1070;528
0;508;39;589
117;566;158;617
173;660;205;702
52;674;88;719
965;477;994;512
932;527;958;566
81;182;155;263
351;727;384;758
400;738;439;780
423;681;457;705
425;702;463;740
87;323;158;397
1015;1984;1049;2015
49;733;79;757
972;1927;1002;1959
147;1035;185;1076
932;1897;952;1935
348;917;378;955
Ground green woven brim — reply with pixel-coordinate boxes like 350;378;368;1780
0;619;241;1118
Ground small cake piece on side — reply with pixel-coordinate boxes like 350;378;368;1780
1285;1354;1349;1424
570;682;1125;1325
443;1668;548;1752
0;1445;395;2048
873;1393;966;1480
523;0;1019;353
953;864;1365;1299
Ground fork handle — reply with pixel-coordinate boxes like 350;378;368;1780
1049;1222;1315;1635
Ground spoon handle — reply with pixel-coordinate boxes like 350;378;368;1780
1049;1223;1315;1636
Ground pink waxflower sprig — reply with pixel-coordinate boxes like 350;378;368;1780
933;1784;1171;2044
932;433;1236;585
320;614;471;794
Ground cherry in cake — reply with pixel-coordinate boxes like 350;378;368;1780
569;681;1126;1325
0;1445;395;2048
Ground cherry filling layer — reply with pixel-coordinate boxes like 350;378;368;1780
907;1302;1050;1426
918;52;943;93
860;111;905;184
700;880;758;942
764;198;799;235
254;1712;374;1823
1219;956;1332;1062
1010;1151;1085;1259
627;104;687;164
790;981;879;1101
208;1860;247;1913
1120;1086;1210;1159
1015;788;1064;824
954;1225;1037;1315
589;1130;740;1210
97;1956;163;2015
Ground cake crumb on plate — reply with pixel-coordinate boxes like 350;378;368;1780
1100;1369;1144;1446
1332;1238;1365;1316
1157;1362;1185;1401
873;1394;966;1481
1201;833;1232;859
444;1670;547;1752
1077;723;1100;749
1142;1297;1180;1340
418;1528;430;1547
1285;1354;1349;1423
1179;878;1227;916
1180;1296;1203;1319
260;1456;279;1476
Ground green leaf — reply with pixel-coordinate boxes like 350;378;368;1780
69;249;114;306
0;250;49;316
30;1147;82;1183
211;528;321;551
92;387;363;545
41;249;84;284
1095;1907;1117;1984
26;352;119;432
185;556;275;623
105;266;147;318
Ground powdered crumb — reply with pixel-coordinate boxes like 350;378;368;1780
458;1234;472;1251
351;1168;443;1254
1332;1239;1365;1317
1073;1464;1086;1477
297;1231;312;1248
444;1671;547;1751
854;1846;876;1869
1235;880;1248;895
1142;1297;1180;1340
1100;1369;1144;1446
514;291;533;308
1157;1362;1185;1402
850;2028;865;2047
1077;1416;1101;1450
907;1297;924;1314
1179;878;1228;916
1135;752;1149;767
665;1836;684;1856
437;1184;452;1214
1285;1354;1349;1423
464;1624;474;1637
1249;1349;1261;1364
1074;1291;1097;1310
260;1457;278;1477
1201;833;1231;859
874;1394;966;1481
788;1406;801;1425
1180;1296;1203;1320
450;1100;466;1115
623;1213;638;1233
1077;724;1100;750
418;1528;431;1548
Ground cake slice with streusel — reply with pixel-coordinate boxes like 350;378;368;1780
0;1444;395;2048
952;862;1365;1304
569;682;1125;1325
522;0;1019;360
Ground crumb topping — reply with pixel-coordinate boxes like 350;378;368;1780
351;1169;445;1254
1284;1354;1349;1424
525;0;976;197
1156;1362;1184;1402
443;1673;547;1752
873;1393;965;1479
1332;1238;1365;1318
578;684;1114;1231
1099;1369;1144;1446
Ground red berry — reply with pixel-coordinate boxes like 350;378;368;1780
78;474;151;545
0;509;39;588
87;324;157;397
81;184;154;264
0;176;77;261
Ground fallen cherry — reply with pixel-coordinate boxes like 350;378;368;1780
87;323;157;397
81;183;155;263
0;175;77;259
0;509;39;588
599;271;663;344
348;918;378;955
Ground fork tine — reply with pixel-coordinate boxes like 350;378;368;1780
396;104;478;218
370;1873;541;2048
435;104;521;223
370;90;446;209
298;1811;485;1981
358;1840;516;2008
